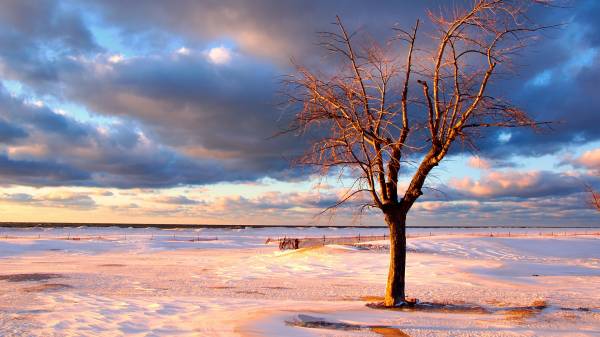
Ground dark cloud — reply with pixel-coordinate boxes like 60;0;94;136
445;2;600;159
413;167;600;228
80;0;431;64
0;0;99;87
443;170;586;200
62;52;298;169
0;153;91;186
78;0;600;160
0;0;96;50
412;192;598;227
0;118;27;143
0;85;236;188
0;0;597;192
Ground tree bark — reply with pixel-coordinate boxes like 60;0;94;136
383;206;407;306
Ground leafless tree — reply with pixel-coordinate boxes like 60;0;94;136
585;184;600;211
285;0;554;306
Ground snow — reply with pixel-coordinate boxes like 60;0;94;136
0;226;599;336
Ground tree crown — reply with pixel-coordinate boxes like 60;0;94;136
286;0;555;214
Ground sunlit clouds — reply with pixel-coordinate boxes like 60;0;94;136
572;148;600;174
467;157;492;170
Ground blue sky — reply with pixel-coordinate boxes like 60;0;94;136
0;0;598;226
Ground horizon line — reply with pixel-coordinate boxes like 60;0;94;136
0;222;599;230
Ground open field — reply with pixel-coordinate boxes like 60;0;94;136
1;226;599;336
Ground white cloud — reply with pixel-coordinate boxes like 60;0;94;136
176;47;190;55
108;54;124;64
498;131;512;143
207;46;232;64
528;69;552;87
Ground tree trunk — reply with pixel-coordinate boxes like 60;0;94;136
383;206;407;307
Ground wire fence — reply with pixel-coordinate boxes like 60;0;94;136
1;230;599;249
267;231;600;250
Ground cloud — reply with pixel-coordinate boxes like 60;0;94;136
108;54;124;64
95;190;114;196
176;47;190;56
0;119;28;143
446;170;585;200
411;192;598;227
0;0;598;197
571;148;600;174
1;191;96;209
119;0;585;163
0;0;99;89
0;153;91;186
4;45;305;185
466;157;492;170
207;46;232;64
2;193;34;202
0;85;237;188
82;0;427;65
154;195;202;205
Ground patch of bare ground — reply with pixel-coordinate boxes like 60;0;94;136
501;299;547;322
22;283;72;293
365;297;596;324
0;273;62;282
371;327;412;337
503;308;541;321
366;299;490;314
286;314;411;337
235;290;266;295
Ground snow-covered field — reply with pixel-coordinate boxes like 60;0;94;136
0;226;599;336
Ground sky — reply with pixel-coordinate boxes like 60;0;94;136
0;0;598;227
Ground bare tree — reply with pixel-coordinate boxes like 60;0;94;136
286;0;553;306
585;184;600;211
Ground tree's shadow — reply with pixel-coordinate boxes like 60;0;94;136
367;299;491;314
366;298;597;321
